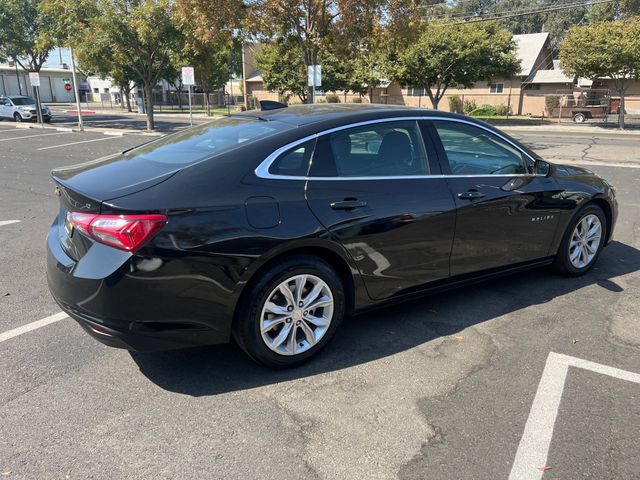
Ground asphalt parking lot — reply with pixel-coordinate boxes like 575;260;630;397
1;123;639;479
47;107;210;133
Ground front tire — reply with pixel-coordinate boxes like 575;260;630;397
13;112;22;122
554;204;606;276
234;255;345;368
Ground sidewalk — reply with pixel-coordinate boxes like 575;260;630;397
501;124;640;136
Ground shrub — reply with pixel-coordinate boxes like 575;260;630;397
448;95;464;114
469;104;498;116
315;98;327;103
495;104;510;116
326;94;340;103
351;97;363;103
545;95;560;116
463;99;477;114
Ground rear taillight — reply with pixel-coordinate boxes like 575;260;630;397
68;212;167;252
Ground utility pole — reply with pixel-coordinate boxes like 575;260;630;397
69;48;84;131
14;60;22;95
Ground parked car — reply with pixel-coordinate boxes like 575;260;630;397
47;105;618;367
0;95;52;122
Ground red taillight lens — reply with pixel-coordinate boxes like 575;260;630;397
68;212;167;252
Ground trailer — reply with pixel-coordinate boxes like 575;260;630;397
548;88;611;123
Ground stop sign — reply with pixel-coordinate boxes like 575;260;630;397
64;83;72;91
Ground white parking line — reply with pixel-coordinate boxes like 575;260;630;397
0;312;68;344
0;132;71;142
37;136;121;151
0;128;29;134
0;220;21;227
509;352;640;480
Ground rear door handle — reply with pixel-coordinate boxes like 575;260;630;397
458;190;485;200
330;199;367;210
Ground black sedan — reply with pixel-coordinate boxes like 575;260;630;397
47;105;618;367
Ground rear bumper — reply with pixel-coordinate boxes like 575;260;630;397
55;298;217;351
46;221;233;351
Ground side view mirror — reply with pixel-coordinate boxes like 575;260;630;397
534;159;554;176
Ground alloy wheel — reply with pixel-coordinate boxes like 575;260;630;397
569;214;602;268
260;274;334;356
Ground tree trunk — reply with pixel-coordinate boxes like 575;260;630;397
124;86;132;112
430;96;439;109
144;82;155;131
618;91;625;130
368;87;373;104
205;88;211;116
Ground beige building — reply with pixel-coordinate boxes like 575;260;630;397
243;32;640;115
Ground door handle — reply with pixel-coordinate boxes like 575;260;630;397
330;199;367;210
458;190;485;200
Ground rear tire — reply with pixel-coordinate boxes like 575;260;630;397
572;113;586;124
554;204;606;277
233;255;345;368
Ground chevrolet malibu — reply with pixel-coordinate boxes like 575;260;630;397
47;105;617;367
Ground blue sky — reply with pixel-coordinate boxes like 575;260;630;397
43;47;72;68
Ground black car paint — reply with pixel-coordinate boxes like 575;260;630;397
47;105;618;351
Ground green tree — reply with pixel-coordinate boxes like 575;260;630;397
0;0;56;116
256;42;347;103
390;21;520;109
256;42;308;103
48;0;183;131
346;49;385;102
0;0;56;72
559;18;640;129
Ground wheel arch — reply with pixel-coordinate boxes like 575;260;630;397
588;197;613;244
230;241;360;329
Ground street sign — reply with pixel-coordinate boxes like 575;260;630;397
29;72;40;87
182;66;195;86
307;65;321;87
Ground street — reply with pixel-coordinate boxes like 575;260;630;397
1;123;639;479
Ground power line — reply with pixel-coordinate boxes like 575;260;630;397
439;0;613;23
433;0;597;19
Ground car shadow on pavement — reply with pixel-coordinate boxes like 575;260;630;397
131;240;640;396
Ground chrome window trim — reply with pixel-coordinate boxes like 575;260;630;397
254;116;536;181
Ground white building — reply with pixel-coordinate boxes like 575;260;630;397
0;62;90;103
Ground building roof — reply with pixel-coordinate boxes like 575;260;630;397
527;69;574;84
246;70;263;83
0;64;75;74
513;32;550;76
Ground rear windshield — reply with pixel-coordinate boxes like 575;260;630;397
11;97;36;105
125;116;291;165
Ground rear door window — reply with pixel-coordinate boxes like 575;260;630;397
310;121;429;177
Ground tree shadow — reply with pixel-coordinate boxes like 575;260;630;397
131;241;640;396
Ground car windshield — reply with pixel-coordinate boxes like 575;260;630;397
11;97;36;106
125;116;291;165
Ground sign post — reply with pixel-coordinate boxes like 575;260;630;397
307;65;321;104
182;66;195;126
28;72;44;128
69;48;84;131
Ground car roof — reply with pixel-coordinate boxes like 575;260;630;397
235;103;463;127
